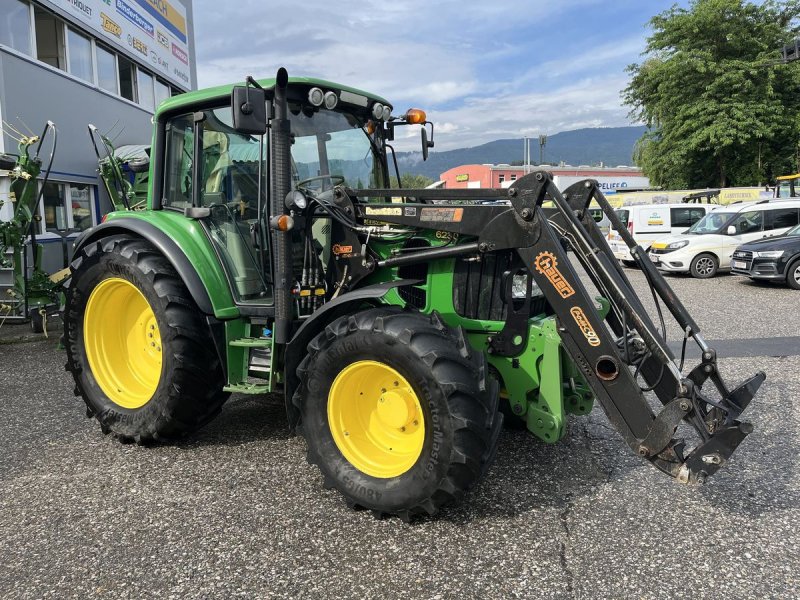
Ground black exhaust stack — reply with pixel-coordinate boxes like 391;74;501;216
271;67;292;343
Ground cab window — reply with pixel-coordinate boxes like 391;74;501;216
670;207;706;228
766;208;799;230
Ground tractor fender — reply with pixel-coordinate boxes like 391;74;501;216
283;279;420;430
72;219;215;315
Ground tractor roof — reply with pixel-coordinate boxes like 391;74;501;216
155;76;392;118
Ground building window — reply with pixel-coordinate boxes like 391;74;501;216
0;0;32;55
96;44;118;94
155;78;170;108
34;7;65;70
510;174;517;181
137;69;155;111
41;181;68;231
66;27;92;82
70;184;93;231
118;55;137;102
498;174;505;183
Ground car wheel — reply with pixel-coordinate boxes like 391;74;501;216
787;258;800;290
689;253;718;279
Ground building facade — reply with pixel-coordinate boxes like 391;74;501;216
0;0;196;273
440;164;650;193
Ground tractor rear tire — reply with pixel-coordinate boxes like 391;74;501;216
294;307;502;520
63;234;228;443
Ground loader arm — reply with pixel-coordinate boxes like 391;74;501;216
343;171;761;483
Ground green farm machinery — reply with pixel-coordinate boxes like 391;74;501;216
0;121;64;333
64;70;763;519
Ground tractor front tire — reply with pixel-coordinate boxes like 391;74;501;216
295;307;502;520
64;234;228;443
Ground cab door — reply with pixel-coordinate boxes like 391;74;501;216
162;108;272;307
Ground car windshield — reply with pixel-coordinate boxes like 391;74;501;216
787;224;800;236
687;211;735;234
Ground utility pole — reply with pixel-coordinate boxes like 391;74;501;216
539;134;547;166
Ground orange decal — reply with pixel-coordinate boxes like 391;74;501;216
570;307;601;347
332;244;354;255
533;251;575;298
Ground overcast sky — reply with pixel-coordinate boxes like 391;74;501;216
191;0;686;151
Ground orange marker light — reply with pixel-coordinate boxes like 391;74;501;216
270;214;294;231
366;120;376;135
405;108;427;124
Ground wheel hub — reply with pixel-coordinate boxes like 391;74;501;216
328;360;425;478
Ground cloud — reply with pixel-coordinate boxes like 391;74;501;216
191;0;650;152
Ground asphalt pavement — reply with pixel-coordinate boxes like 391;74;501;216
1;270;798;599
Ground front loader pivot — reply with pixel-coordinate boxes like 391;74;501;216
504;172;761;483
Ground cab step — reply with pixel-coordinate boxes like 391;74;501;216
223;382;271;394
229;337;272;348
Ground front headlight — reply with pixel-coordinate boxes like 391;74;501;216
667;240;690;250
753;250;785;258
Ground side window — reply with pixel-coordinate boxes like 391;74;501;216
670;207;693;228
162;114;194;210
766;208;799;230
729;211;763;234
689;208;706;225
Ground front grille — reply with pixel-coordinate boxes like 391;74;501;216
732;250;753;260
650;247;674;255
453;251;549;321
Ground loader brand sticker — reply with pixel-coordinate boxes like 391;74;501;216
332;244;353;255
365;206;402;217
101;12;122;37
420;207;463;223
533;251;575;299
570;307;601;346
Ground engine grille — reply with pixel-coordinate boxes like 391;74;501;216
453;251;549;321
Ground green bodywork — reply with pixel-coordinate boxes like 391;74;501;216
93;76;600;445
0;133;60;321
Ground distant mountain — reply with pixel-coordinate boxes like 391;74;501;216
396;126;647;181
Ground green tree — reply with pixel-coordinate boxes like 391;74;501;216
389;174;435;188
624;0;800;188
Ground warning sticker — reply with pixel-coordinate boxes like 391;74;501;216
419;207;464;222
365;206;402;216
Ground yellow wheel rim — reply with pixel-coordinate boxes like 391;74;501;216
83;277;162;409
328;360;425;479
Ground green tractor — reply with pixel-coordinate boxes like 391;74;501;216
64;69;763;520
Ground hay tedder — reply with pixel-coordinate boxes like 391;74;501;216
64;70;763;520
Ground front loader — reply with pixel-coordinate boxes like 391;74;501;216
64;69;762;520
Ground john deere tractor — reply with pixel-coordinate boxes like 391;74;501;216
64;69;763;520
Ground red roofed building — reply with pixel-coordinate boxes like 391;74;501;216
440;164;649;192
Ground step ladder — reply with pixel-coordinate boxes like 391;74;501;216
223;333;274;394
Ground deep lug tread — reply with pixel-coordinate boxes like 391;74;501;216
63;234;228;444
296;307;502;521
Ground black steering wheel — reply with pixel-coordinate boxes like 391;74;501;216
295;174;345;193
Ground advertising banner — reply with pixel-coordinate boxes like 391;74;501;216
41;0;192;89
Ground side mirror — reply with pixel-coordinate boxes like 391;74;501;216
727;225;737;236
421;126;434;161
231;85;267;135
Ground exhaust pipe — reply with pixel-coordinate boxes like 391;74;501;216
271;67;292;344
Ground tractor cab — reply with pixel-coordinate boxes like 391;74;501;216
775;173;800;199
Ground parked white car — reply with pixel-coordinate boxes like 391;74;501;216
647;200;800;278
607;203;711;263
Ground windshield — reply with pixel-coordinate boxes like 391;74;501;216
288;105;386;191
787;224;800;236
687;211;735;234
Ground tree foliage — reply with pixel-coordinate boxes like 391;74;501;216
624;0;800;188
390;173;435;188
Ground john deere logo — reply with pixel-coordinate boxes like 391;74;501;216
533;251;575;298
570;307;601;346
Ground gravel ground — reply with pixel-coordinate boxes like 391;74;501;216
1;271;798;599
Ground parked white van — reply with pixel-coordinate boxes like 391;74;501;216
647;200;800;278
607;204;711;264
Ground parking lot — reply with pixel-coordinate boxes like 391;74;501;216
1;269;799;599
